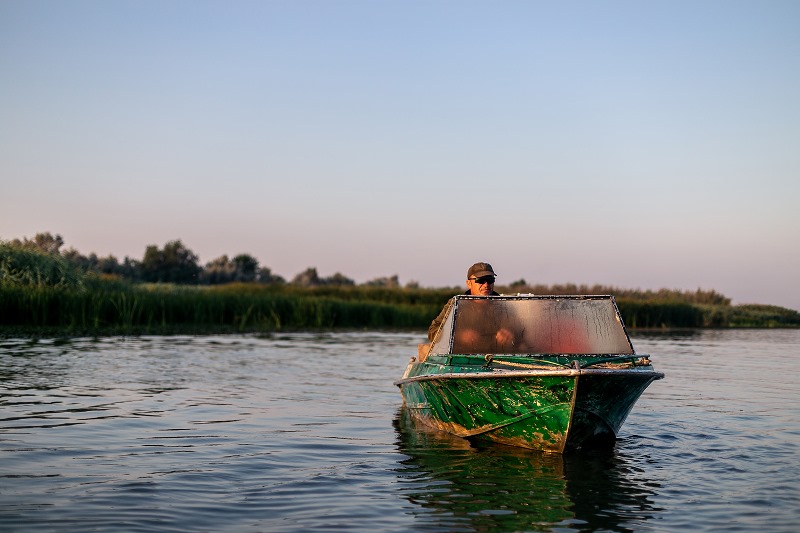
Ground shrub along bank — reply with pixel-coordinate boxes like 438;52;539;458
1;280;798;337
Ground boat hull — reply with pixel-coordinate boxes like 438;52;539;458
397;366;662;453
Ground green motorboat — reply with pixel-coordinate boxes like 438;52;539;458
395;295;664;453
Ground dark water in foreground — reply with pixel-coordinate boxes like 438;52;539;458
1;330;798;532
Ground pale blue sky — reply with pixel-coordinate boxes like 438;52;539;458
2;1;799;310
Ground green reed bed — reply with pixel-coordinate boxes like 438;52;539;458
0;282;443;336
616;299;705;329
701;303;800;328
616;299;800;329
1;281;798;337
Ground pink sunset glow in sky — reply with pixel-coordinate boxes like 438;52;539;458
1;1;798;311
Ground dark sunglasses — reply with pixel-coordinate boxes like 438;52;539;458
470;276;496;285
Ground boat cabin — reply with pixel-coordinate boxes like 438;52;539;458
428;295;634;357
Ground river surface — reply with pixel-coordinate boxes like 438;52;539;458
1;329;798;532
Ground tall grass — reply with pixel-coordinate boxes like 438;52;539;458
0;242;83;289
2;243;799;336
1;280;798;337
0;280;443;335
616;299;705;329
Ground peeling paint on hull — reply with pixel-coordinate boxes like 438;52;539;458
398;295;665;452
397;366;662;453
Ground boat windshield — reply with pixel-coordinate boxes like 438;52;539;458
429;295;634;355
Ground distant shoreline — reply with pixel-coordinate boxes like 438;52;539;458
2;325;798;341
2;282;797;339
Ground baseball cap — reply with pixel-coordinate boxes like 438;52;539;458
467;262;496;279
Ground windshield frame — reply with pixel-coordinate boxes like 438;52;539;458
429;295;635;356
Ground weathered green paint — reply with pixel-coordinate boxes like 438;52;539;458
402;373;575;452
397;296;664;452
397;356;662;453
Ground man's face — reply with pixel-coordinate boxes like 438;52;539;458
466;275;496;296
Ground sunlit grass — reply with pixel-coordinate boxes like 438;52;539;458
2;243;798;336
0;280;445;336
1;279;798;337
0;242;83;289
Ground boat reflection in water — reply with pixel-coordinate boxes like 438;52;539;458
393;407;661;531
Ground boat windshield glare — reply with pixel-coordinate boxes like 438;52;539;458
430;295;634;356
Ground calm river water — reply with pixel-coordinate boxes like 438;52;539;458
1;329;798;532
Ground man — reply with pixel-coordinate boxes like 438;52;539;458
427;262;502;342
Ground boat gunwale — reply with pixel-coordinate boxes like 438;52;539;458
394;367;665;386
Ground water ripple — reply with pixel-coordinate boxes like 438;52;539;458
1;331;799;531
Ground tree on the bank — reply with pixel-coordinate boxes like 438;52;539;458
232;254;259;281
291;267;321;286
326;272;355;286
291;267;354;286
364;275;400;288
10;232;65;255
256;266;285;285
201;253;262;284
140;240;201;284
62;248;125;275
